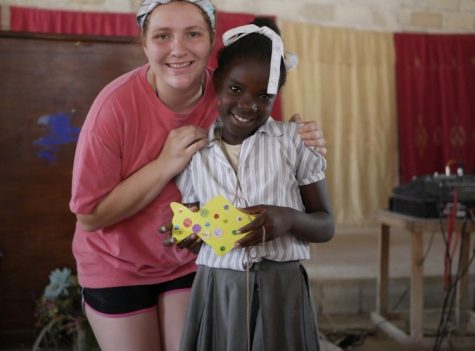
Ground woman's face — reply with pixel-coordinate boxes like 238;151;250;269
143;1;214;93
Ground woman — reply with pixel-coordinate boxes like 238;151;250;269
70;1;326;350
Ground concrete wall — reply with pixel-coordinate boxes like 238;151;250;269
1;0;475;33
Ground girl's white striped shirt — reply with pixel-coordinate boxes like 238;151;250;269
176;117;326;271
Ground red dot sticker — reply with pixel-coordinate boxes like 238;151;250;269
183;218;192;227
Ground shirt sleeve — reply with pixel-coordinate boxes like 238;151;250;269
69;99;123;215
176;161;199;204
288;123;327;186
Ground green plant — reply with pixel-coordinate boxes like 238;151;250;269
33;267;97;350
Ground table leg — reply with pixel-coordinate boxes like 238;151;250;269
377;223;390;316
456;230;471;334
410;230;424;341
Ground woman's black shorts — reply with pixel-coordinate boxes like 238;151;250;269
82;272;195;315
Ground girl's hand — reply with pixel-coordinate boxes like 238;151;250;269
234;205;294;248
158;125;208;177
159;223;203;254
290;113;327;155
158;205;202;254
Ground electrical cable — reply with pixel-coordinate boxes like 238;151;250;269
433;219;473;351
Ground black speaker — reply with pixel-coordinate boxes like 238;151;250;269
389;175;475;218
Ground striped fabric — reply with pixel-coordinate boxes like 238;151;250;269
176;117;326;271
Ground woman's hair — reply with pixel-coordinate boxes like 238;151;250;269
141;0;215;41
213;17;287;92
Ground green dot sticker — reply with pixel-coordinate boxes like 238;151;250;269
200;208;209;217
220;246;226;252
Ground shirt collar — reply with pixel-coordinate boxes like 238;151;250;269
207;117;283;148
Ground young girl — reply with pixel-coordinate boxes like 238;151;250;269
175;17;335;351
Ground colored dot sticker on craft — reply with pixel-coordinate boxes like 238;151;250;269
223;219;229;224
220;246;226;252
183;218;192;227
192;224;202;233
237;216;242;221
213;228;223;237
200;208;209;217
232;230;237;235
224;205;229;210
214;213;220;219
205;222;211;227
202;231;210;239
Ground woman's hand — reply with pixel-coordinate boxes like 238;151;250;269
234;205;295;248
158;125;208;177
290;113;327;155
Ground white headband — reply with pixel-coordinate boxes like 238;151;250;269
222;24;298;94
137;0;215;30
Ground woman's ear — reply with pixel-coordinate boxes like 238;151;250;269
210;32;216;47
142;36;151;61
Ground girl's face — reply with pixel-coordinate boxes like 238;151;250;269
143;2;214;93
217;57;276;145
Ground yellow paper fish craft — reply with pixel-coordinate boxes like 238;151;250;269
170;196;255;256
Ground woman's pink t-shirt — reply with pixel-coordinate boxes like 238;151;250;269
70;64;218;288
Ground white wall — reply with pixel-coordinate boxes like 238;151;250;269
1;0;475;33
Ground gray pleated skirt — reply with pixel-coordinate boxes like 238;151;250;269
180;260;320;351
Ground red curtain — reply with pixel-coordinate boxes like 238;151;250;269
10;6;139;36
9;6;282;119
395;33;475;181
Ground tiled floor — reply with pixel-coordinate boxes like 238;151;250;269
305;225;475;350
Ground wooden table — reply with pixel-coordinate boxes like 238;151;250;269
371;210;475;348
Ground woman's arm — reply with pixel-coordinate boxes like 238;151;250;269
235;180;334;247
76;126;208;232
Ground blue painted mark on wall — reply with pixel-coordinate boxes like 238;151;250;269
34;112;81;164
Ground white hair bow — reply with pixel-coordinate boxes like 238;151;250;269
222;24;298;94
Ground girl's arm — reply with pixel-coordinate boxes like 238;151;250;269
235;179;334;247
76;126;207;232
